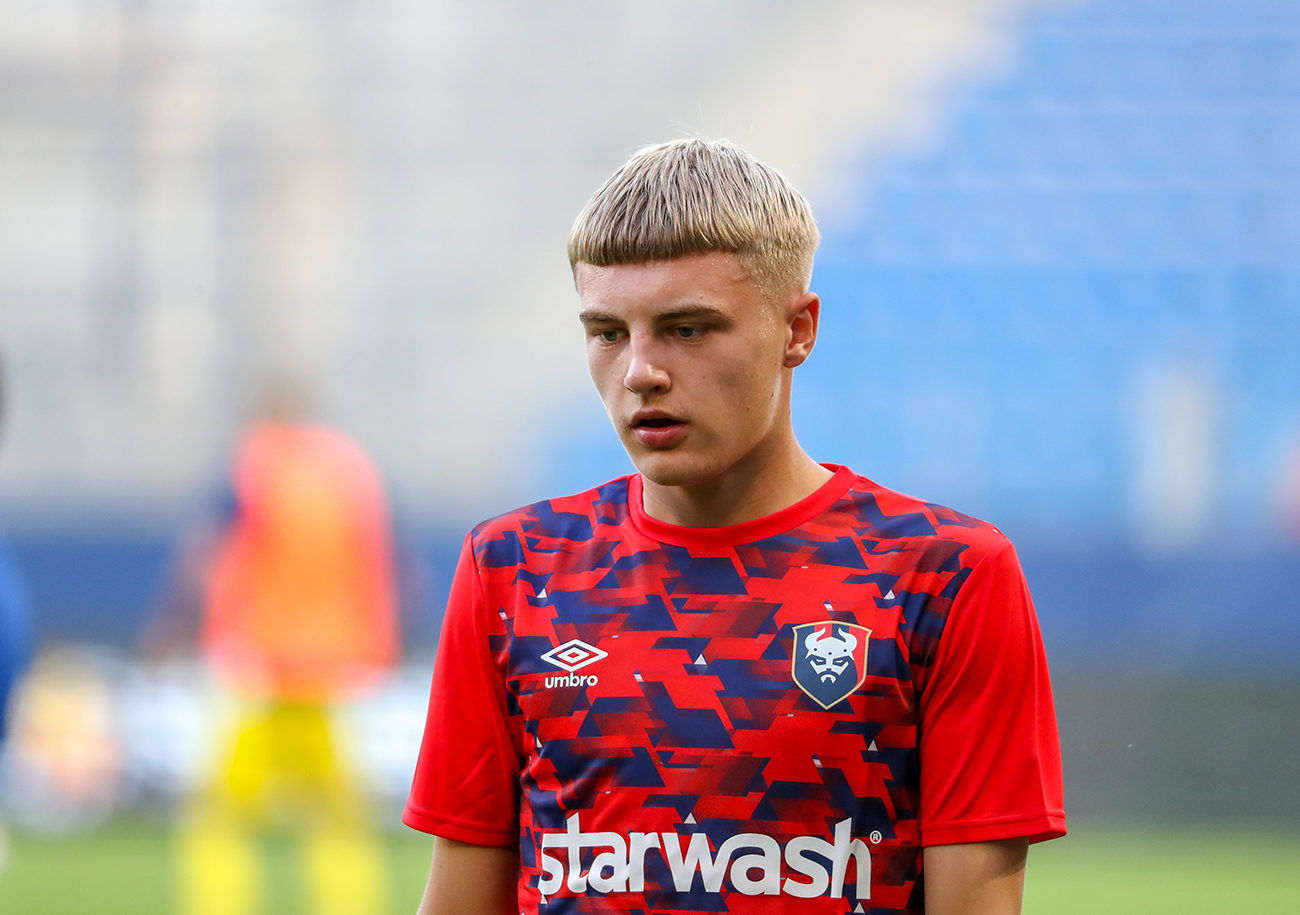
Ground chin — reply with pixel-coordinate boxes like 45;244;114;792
629;449;725;488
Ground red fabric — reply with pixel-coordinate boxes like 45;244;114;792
404;469;1065;912
401;535;520;845
917;540;1066;846
628;464;857;548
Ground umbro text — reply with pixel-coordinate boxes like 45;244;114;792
544;673;599;689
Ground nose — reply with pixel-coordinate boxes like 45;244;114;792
623;336;670;395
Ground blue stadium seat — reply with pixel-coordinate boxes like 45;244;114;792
806;0;1300;557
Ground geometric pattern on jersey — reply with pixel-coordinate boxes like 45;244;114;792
448;465;1047;914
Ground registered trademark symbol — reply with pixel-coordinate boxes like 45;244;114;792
869;831;883;844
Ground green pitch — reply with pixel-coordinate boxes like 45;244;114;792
1;819;1297;914
1022;822;1300;914
0;820;434;915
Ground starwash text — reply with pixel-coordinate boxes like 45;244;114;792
537;813;871;900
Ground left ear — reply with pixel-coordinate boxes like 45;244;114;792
783;291;820;368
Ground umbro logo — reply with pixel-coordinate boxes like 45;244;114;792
541;639;606;689
542;639;607;672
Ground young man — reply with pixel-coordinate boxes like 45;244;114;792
404;139;1065;915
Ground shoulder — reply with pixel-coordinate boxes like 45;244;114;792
837;473;1013;568
468;476;635;567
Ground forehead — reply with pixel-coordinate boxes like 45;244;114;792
575;252;762;318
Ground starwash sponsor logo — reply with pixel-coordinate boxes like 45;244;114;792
537;813;872;901
540;638;607;689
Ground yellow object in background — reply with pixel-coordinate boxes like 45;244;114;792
179;701;389;915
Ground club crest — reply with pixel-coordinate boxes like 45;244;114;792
791;621;871;709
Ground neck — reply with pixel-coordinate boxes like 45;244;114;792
639;434;833;528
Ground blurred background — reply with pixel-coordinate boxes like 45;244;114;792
0;0;1297;912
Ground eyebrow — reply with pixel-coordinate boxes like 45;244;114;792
578;305;732;325
578;309;621;325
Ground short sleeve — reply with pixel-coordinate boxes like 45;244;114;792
402;533;521;845
918;539;1066;847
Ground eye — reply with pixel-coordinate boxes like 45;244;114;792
592;329;622;343
674;325;703;339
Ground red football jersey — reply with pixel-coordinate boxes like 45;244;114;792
405;466;1065;913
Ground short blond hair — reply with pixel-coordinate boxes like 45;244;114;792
568;138;820;300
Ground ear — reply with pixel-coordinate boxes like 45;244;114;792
783;291;820;368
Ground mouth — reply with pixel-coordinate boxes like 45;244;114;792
630;412;688;447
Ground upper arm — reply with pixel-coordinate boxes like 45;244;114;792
403;534;521;845
923;839;1028;915
406;536;522;913
918;540;1066;846
416;837;519;915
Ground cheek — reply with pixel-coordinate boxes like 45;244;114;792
717;352;782;414
711;346;768;390
586;349;619;394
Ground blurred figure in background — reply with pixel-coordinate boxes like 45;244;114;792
151;376;399;915
0;353;33;873
0;534;32;868
1;647;122;833
0;553;29;756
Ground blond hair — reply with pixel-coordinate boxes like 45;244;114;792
568;138;820;300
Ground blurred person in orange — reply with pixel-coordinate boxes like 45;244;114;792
155;376;399;915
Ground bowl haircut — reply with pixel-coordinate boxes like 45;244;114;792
568;138;821;305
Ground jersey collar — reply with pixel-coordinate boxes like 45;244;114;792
626;464;857;548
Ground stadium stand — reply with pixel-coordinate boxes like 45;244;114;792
801;0;1300;675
